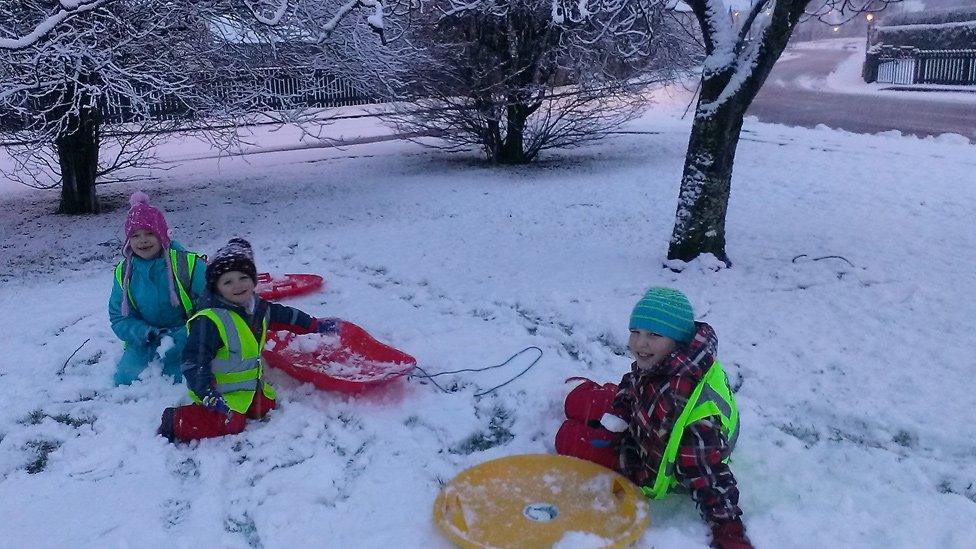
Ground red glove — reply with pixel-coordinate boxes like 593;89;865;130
564;378;619;422
711;520;753;549
554;419;620;470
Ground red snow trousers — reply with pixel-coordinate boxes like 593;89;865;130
554;378;622;470
161;391;276;442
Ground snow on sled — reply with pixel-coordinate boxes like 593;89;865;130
434;454;649;549
262;321;416;394
255;272;324;300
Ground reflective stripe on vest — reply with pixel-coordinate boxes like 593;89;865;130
187;307;272;414
645;360;740;500
114;250;201;318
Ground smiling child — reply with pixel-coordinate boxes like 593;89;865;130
158;238;340;442
108;191;206;385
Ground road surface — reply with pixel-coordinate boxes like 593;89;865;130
747;44;976;141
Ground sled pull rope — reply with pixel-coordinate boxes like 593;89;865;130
409;346;544;397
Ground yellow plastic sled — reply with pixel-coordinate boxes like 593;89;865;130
434;454;649;548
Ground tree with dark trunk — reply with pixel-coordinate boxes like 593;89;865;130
1;0;392;214
0;2;231;214
55;87;102;214
386;0;696;164
668;0;896;265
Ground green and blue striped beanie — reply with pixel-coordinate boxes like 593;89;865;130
629;287;695;343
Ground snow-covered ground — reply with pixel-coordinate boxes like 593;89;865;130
1;93;975;548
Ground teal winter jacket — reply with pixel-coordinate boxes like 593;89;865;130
109;242;207;346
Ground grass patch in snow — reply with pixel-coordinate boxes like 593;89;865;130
23;439;61;474
451;405;515;454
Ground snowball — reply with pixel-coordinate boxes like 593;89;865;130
155;334;175;358
600;413;628;433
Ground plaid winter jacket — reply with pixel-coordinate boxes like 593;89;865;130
612;322;742;525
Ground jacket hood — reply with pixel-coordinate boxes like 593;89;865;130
632;321;718;378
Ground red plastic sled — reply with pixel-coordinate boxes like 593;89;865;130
256;273;324;300
262;321;416;394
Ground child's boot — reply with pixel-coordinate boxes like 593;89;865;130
113;345;153;386
157;407;176;442
710;519;753;549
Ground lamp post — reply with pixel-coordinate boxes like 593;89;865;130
866;13;875;49
863;13;877;83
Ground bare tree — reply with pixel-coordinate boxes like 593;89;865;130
0;2;244;213
0;0;392;214
385;0;697;164
667;0;897;265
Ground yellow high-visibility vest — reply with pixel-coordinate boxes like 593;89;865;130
186;308;276;414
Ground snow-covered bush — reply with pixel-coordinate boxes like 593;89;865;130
383;0;696;164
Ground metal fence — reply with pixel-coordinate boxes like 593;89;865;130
915;50;976;85
876;47;976;86
877;58;916;84
3;70;379;130
103;69;378;124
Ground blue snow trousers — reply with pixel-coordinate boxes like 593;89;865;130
113;329;187;386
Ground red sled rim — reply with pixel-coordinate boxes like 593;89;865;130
262;321;416;394
255;273;324;300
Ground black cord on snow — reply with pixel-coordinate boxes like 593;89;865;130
57;338;91;377
404;346;544;398
791;254;856;268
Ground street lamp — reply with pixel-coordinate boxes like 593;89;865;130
866;13;876;49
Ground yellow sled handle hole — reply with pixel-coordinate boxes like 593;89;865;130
443;493;468;534
612;478;626;500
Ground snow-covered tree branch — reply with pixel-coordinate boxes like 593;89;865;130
667;0;899;265
0;0;108;50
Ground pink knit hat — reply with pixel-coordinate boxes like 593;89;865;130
124;191;171;249
120;191;179;316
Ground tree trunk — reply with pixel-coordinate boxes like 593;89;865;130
667;95;746;266
56;100;101;214
485;117;502;161
497;103;528;164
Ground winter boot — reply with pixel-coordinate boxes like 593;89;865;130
157;407;176;443
711;519;753;549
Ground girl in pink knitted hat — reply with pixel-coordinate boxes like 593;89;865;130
108;191;207;385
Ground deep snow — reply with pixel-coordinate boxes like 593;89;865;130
1;88;975;548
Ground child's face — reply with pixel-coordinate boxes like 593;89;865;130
129;229;162;259
628;329;678;370
216;271;256;306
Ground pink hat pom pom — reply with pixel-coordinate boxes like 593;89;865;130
129;191;151;208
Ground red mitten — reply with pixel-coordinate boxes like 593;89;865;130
710;520;754;549
563;377;619;422
554;419;620;470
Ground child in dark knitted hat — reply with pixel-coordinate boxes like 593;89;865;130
556;287;752;549
158;238;340;442
108;191;207;386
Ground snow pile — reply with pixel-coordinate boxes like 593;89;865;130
553;531;611;549
282;332;341;354
1;95;974;548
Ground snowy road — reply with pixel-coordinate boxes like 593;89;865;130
748;42;976;141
